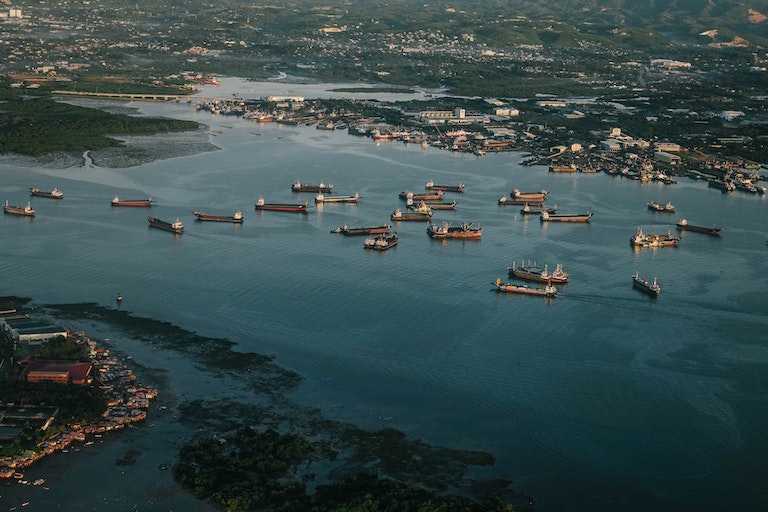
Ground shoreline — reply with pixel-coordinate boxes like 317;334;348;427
1;300;528;510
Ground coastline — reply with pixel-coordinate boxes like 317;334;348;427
1;301;527;510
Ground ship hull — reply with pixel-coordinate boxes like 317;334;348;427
541;212;592;222
29;188;63;199
332;225;391;236
492;282;556;297
193;212;243;223
147;216;183;234
112;199;152;207
676;222;721;236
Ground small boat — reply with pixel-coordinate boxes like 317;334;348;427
391;208;432;221
540;211;592;223
632;272;660;296
291;181;333;193
112;196;152;207
254;197;308;213
364;232;398;250
315;192;359;204
648;201;675;212
427;221;482;239
508;261;568;284
147;216;184;234
498;195;544;207
399;190;444;201
676;218;721;236
425;180;464;193
193;210;244;223
520;204;558;215
512;188;548;201
29;187;63;199
331;224;391;236
630;227;680;247
492;277;557;297
4;200;35;216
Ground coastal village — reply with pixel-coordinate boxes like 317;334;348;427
0;308;157;484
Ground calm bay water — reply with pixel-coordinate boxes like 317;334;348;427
1;85;768;511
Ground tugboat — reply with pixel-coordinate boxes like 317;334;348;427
491;277;557;297
675;218;721;236
147;216;184;234
193;210;244;223
254;197;308;213
4;200;35;217
29;187;63;199
632;272;660;296
112;196;152;207
508;261;568;284
363;232;398;251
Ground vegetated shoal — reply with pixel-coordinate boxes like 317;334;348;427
43;302;531;510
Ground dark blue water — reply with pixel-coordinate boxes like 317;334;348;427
1;95;767;511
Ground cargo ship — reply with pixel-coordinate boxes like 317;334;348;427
192;210;244;223
630;227;680;248
427;221;482;239
492;277;557;297
331;224;391;236
4;200;35;217
391;208;432;221
425;180;464;193
399;190;444;201
363;232;398;251
675;218;721;236
507;261;568;284
112;196;152;207
291;181;333;193
498;195;544;207
549;164;577;173
315;192;359;204
147;216;184;234
632;272;660;296
255;197;308;213
512;188;548;201
520;204;558;215
29;187;63;199
540;211;592;223
647;201;675;213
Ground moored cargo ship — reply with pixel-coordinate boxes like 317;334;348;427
112;196;152;207
630;227;680;248
391;208;432;221
291;181;333;193
4;200;35;217
512;188;548;201
331;224;391;236
675;218;721;236
492;277;557;297
540;211;592;222
425;180;464;193
192;210;244;223
363;232;398;250
147;216;184;234
427;221;482;239
498;195;544;207
315;192;359;204
255;197;308;213
632;272;660;296
29;187;63;199
508;261;568;284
